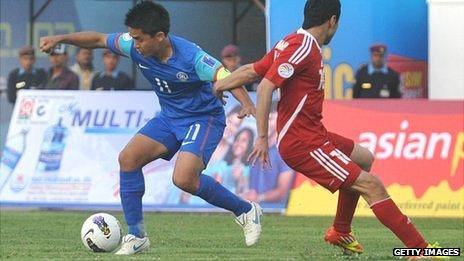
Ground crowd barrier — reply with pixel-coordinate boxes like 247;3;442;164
1;91;462;217
287;100;463;217
0;90;289;213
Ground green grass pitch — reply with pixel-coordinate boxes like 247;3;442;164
0;211;462;260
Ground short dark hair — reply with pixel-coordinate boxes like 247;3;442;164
302;0;341;29
18;45;35;56
125;1;170;36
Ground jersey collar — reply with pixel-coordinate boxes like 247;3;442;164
19;68;36;75
165;35;178;63
149;35;177;64
297;28;321;51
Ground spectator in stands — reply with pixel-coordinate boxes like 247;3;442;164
221;44;254;91
70;47;95;90
352;44;401;98
91;49;134;90
7;45;47;104
43;45;79;90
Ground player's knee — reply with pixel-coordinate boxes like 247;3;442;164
118;150;142;171
172;174;198;194
356;147;375;172
362;151;375;171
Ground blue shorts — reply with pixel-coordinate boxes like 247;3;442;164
138;113;226;166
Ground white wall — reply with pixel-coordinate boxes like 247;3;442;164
429;0;464;99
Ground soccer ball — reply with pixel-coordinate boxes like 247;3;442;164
81;213;122;252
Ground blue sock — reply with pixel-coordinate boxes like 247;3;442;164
119;170;146;238
195;174;252;216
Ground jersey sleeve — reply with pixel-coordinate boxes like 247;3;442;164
253;50;275;77
263;37;313;88
106;32;133;58
194;50;227;82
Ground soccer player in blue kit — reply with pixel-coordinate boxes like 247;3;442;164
40;1;262;255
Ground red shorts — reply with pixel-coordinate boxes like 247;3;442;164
280;132;361;193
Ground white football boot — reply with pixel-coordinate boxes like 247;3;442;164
114;234;150;255
235;201;263;246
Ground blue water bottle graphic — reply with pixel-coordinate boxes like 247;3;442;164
0;129;28;192
36;117;68;172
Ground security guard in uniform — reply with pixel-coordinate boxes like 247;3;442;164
91;49;134;90
352;44;401;99
7;46;47;104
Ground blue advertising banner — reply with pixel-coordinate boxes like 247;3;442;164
266;0;428;98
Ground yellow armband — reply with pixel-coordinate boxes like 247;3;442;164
214;66;231;81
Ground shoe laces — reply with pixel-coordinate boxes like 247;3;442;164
123;234;136;243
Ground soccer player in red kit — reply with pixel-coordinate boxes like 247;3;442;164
214;0;440;256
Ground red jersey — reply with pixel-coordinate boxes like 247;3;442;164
253;29;328;157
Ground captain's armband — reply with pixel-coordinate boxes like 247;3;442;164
215;67;231;82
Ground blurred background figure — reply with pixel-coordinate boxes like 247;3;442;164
352;44;401;99
221;44;242;72
244;103;294;204
7;45;47;104
70;47;95;90
209;105;244;164
43;45;79;90
91;49;134;91
220;127;255;194
221;44;255;91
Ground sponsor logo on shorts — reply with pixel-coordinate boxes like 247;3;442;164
181;141;195;146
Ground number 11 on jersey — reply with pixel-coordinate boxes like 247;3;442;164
155;77;172;93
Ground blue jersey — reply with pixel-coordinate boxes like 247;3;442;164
106;33;224;119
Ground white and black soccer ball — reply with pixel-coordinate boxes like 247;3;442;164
81;213;122;252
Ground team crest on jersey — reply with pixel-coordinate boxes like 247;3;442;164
176;72;189;81
278;63;294;78
121;33;132;41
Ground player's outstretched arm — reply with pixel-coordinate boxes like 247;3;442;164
214;64;260;92
229;87;256;118
212;64;256;118
39;32;107;53
194;50;256;117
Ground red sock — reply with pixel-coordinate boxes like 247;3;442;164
333;190;360;233
371;198;427;248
